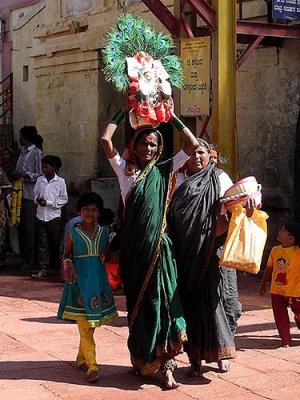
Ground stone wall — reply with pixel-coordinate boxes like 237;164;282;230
237;39;300;213
27;0;173;188
11;1;45;136
9;0;300;215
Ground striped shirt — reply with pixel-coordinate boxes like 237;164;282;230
15;145;42;200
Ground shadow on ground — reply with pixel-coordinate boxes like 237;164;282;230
21;315;128;327
0;361;141;389
237;322;277;334
236;334;300;350
175;366;212;386
0;360;213;390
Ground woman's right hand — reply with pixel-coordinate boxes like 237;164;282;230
259;282;266;296
64;260;77;283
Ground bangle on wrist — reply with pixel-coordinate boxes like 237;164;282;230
63;258;72;266
111;110;124;125
170;115;186;131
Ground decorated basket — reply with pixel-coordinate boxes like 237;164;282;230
102;14;183;130
221;176;262;213
129;109;159;130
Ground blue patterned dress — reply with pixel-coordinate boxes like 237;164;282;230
57;224;118;327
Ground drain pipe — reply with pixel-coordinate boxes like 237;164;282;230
295;109;300;222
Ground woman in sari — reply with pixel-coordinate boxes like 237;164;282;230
0;168;12;267
101;111;198;389
1;147;16;184
168;139;242;377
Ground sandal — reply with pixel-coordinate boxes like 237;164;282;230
87;370;99;383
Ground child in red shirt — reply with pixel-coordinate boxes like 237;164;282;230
260;220;300;347
99;208;123;294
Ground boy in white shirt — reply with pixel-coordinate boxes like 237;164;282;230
32;155;68;279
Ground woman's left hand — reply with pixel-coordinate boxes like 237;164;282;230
13;172;25;180
244;198;262;217
169;108;177;120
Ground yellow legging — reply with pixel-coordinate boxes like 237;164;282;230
76;319;98;375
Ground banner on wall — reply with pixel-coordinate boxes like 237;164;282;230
180;37;211;116
272;0;300;20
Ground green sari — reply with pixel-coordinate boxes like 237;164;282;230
119;157;187;376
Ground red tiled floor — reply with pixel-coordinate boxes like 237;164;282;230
0;263;299;399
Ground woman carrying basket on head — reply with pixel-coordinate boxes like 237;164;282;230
101;109;198;389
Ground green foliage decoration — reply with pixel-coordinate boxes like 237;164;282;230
102;13;183;92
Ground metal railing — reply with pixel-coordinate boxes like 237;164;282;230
0;72;13;124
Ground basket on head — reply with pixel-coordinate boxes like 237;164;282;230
129;109;159;130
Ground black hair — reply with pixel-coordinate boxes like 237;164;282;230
76;192;104;213
283;220;300;246
52;156;62;169
99;208;115;225
276;257;286;264
42;155;62;169
20;125;37;142
134;128;162;148
19;126;43;150
35;134;43;151
42;155;57;168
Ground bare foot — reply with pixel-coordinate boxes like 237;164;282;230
218;360;231;372
283;344;290;348
164;370;180;390
186;363;202;378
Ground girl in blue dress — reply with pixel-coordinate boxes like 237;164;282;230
57;192;118;383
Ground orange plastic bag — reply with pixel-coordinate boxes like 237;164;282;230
219;205;269;274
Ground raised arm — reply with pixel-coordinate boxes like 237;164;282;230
170;112;199;156
101;110;124;159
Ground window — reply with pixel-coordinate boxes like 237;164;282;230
23;66;29;82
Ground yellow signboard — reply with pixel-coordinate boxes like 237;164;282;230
180;37;211;116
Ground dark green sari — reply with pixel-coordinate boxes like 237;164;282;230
119;158;186;376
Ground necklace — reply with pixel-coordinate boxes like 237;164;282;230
183;169;193;179
79;224;98;239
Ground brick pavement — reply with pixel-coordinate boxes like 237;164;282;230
0;261;300;400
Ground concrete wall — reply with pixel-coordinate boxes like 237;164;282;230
11;1;45;136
